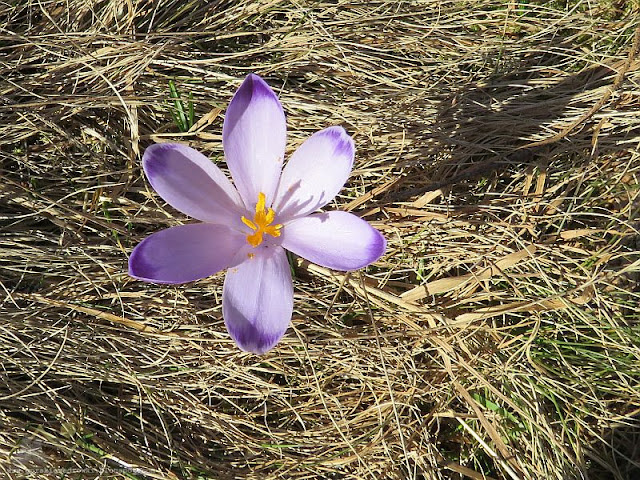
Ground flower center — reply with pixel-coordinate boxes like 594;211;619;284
241;192;283;247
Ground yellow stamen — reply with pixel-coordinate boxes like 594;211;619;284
241;217;257;230
240;192;283;247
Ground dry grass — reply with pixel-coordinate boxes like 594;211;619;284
1;1;640;479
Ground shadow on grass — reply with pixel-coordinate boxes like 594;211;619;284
388;38;636;205
584;417;640;480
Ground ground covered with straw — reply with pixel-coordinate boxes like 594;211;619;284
2;1;640;479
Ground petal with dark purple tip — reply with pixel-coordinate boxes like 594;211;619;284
281;211;385;271
223;74;286;209
129;223;245;284
273;126;355;220
143;143;243;224
222;246;293;354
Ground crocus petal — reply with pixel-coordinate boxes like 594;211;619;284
143;143;243;224
273;126;355;220
223;246;293;354
281;211;385;271
223;74;286;209
129;223;245;284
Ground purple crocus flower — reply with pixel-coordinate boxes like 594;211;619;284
129;74;386;354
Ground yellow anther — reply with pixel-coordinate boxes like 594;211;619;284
240;192;282;247
265;208;276;224
241;216;257;230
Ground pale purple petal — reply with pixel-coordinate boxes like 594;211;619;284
273;126;354;220
143;143;243;224
222;246;293;354
129;223;245;284
281;211;385;271
223;74;286;209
